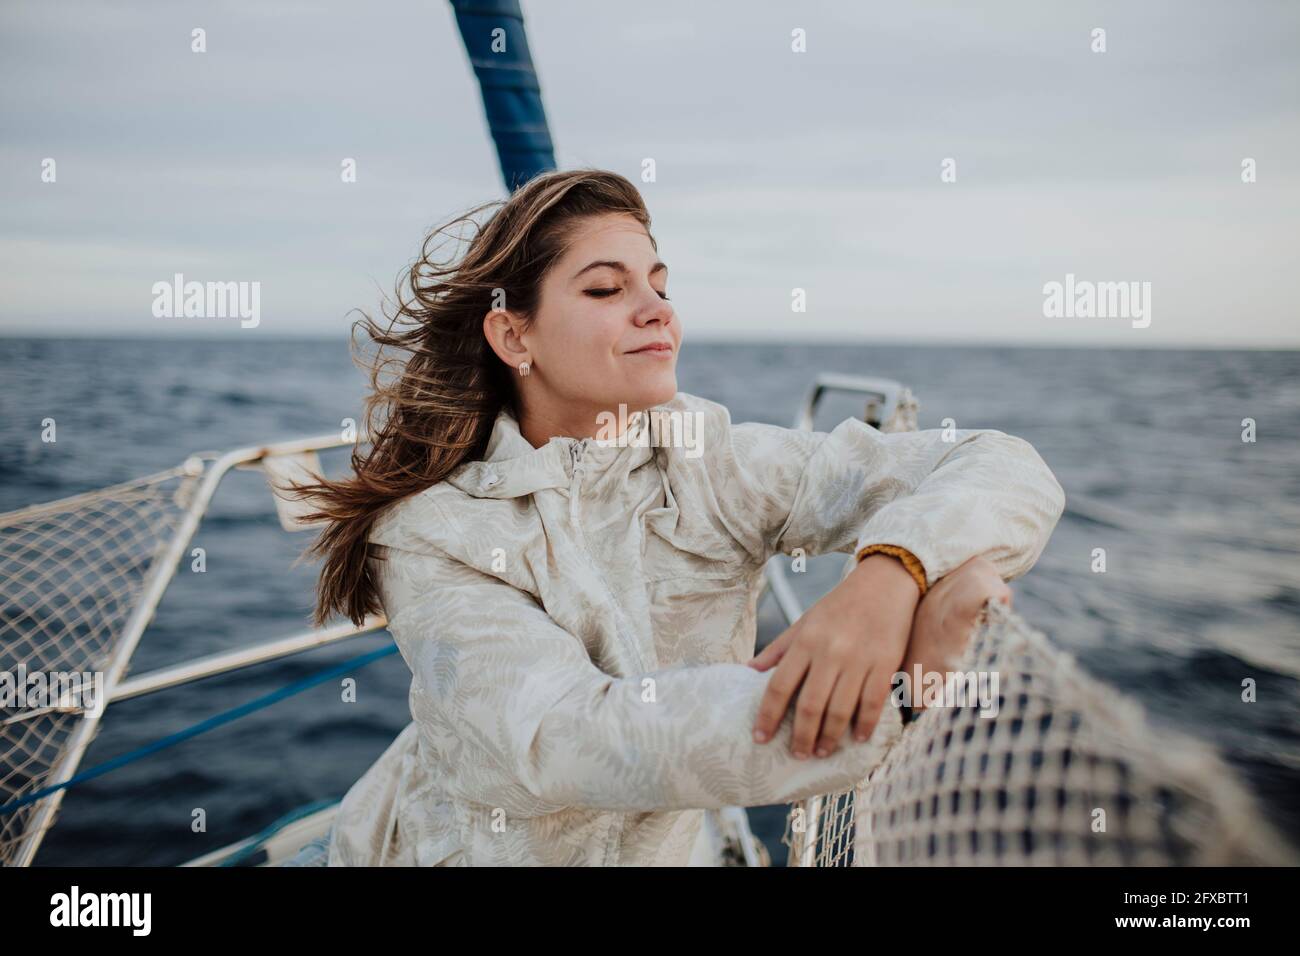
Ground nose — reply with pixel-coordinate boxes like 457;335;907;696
633;284;673;328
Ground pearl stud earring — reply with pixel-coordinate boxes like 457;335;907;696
518;361;531;377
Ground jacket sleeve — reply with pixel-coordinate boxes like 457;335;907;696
714;409;1066;592
377;543;904;819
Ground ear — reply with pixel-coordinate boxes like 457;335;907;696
482;309;530;370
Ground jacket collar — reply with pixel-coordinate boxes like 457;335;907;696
444;403;659;499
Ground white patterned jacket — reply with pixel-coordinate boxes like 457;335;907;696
327;390;1065;866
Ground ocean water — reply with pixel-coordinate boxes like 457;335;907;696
1;338;1296;866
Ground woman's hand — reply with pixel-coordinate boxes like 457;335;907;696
898;555;1011;713
748;553;921;758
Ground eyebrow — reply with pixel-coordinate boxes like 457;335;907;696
571;259;668;281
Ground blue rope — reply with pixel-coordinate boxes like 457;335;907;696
216;796;341;867
0;642;399;816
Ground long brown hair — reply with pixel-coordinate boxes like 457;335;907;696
288;168;655;628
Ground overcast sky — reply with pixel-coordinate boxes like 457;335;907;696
1;0;1297;346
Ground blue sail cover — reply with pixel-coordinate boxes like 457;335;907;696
449;0;557;191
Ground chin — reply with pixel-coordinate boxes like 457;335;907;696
608;381;675;416
639;372;678;407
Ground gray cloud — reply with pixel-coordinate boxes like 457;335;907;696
1;0;1297;345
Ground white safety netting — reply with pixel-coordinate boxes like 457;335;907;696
784;600;1295;866
0;467;200;866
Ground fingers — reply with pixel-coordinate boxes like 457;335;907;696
960;574;1010;618
852;669;895;741
790;657;843;759
748;625;795;671
816;666;868;756
983;582;1012;610
943;559;1011;618
898;565;1012;715
751;643;809;743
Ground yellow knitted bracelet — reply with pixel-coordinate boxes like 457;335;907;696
855;543;929;597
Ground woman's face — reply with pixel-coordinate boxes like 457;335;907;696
507;212;680;433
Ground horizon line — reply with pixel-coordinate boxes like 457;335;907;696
0;332;1296;352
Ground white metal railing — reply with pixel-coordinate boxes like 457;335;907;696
0;431;378;866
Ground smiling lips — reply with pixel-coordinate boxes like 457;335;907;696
628;342;673;355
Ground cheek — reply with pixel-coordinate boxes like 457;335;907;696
566;327;619;366
543;314;623;377
536;300;593;349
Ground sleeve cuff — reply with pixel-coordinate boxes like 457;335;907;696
854;543;929;597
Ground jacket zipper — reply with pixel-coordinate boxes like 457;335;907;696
568;436;631;865
567;439;588;542
566;437;644;668
569;439;590;535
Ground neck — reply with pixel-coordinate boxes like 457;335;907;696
516;400;643;450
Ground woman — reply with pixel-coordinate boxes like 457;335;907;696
294;168;1066;866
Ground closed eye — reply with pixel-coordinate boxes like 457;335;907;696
584;288;671;301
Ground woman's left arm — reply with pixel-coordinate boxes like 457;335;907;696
718;412;1067;590
710;406;1066;758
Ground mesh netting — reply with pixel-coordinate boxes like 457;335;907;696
0;465;201;866
783;600;1296;866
